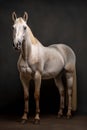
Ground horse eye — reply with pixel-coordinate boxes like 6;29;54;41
24;26;26;30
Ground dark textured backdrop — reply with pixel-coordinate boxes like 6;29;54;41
0;0;87;115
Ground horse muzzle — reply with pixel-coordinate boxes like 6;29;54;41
13;41;22;50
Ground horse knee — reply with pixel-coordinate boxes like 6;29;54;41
34;92;40;100
67;89;72;98
23;89;29;100
23;88;29;100
24;94;29;101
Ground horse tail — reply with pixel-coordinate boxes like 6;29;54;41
72;66;77;111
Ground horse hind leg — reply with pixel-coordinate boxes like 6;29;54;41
55;77;64;118
65;71;73;119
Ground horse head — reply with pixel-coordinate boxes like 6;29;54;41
12;12;28;50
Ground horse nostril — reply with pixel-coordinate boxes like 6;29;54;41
18;41;21;46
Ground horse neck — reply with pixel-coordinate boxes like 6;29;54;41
21;26;38;61
26;26;37;45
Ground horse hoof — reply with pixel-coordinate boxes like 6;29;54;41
58;115;61;118
34;119;40;125
21;119;28;124
57;114;63;119
67;115;72;119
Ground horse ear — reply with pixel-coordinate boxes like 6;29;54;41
23;12;28;22
12;12;17;22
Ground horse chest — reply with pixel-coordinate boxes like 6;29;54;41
18;57;40;76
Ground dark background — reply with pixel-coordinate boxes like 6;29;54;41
0;0;87;116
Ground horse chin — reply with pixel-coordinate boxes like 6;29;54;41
14;47;21;52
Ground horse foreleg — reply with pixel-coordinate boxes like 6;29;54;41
55;77;64;118
20;73;30;123
66;72;73;119
34;71;41;124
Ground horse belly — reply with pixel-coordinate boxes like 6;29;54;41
42;59;63;79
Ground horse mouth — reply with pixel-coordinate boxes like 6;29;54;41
16;47;21;50
13;45;21;51
13;40;25;51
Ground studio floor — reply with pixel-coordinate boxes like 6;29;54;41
0;115;87;130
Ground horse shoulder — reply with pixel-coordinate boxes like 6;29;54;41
29;43;44;65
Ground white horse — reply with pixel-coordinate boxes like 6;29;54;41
12;12;77;124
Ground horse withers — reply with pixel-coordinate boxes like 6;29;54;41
12;11;77;124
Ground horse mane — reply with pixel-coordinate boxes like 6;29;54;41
27;26;39;45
